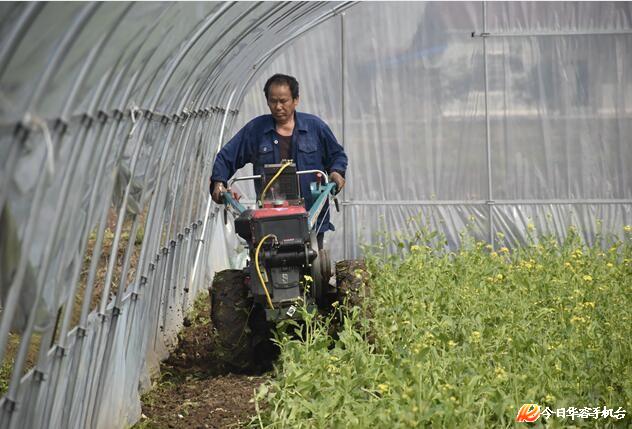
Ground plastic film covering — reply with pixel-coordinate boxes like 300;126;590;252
235;1;631;260
0;2;351;428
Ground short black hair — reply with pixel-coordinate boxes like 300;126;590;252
264;74;299;100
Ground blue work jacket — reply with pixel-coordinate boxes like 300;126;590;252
211;111;348;233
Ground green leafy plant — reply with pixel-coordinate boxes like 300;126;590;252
253;224;632;428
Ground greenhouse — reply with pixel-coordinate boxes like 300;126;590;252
0;1;630;428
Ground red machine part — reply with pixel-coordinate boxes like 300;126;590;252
252;206;306;219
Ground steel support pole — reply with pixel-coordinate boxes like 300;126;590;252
340;11;348;259
482;1;495;248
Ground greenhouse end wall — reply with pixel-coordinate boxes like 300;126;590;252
237;1;632;260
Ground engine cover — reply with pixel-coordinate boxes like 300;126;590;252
235;206;309;245
235;206;314;310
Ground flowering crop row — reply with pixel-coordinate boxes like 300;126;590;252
254;226;631;428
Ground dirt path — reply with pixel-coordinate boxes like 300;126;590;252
133;296;269;429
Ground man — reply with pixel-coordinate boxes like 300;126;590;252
210;74;347;249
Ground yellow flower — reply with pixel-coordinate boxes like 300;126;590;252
496;274;504;281
495;367;508;381
606;262;613;268
624;225;632;233
545;394;556;403
470;331;481;343
490;252;498;258
564;262;572;267
411;245;421;252
448;340;457;348
570;315;587;324
499;247;509;253
527;222;535;232
377;384;389;393
582;275;593;282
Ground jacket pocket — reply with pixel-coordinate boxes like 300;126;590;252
297;138;320;168
257;141;275;167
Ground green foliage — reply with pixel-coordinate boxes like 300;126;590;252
254;224;632;428
135;224;145;245
0;357;13;396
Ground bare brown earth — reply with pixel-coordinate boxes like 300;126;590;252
133;296;269;429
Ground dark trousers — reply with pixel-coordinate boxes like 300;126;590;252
317;232;324;250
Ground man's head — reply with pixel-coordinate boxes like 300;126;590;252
264;74;299;124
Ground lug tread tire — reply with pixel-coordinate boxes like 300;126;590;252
210;269;253;370
335;259;371;310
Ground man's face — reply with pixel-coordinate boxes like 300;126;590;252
267;83;298;123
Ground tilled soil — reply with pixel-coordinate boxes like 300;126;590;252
134;296;269;429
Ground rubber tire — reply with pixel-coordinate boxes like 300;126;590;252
336;259;371;318
335;260;374;342
335;259;371;310
209;269;253;370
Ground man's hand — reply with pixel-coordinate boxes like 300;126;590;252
211;182;241;204
329;171;345;194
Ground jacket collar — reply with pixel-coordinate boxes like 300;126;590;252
264;111;308;134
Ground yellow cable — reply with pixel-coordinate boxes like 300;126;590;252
259;160;292;206
255;234;276;310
